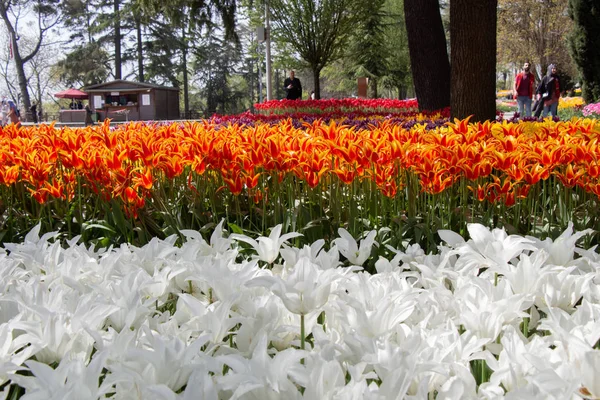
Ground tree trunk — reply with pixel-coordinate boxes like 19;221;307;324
369;78;378;98
182;23;190;117
136;16;144;82
114;0;122;79
404;0;450;112
182;47;189;117
275;69;280;99
0;6;31;116
36;73;42;121
397;85;406;99
249;58;254;104
450;0;497;122
313;68;320;99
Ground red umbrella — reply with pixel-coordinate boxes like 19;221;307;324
54;88;88;99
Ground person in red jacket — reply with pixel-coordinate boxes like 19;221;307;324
513;62;535;118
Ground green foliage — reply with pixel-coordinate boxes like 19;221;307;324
54;42;111;87
568;0;600;103
559;106;585;120
349;0;389;97
2;166;599;260
268;0;368;98
193;33;248;115
137;0;238;42
334;0;412;99
141;19;182;87
380;0;412;98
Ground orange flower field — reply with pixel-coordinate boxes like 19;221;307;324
1;116;599;247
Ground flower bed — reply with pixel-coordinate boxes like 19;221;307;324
558;96;585;111
0;223;598;398
253;98;420;115
583;102;600;118
2;117;600;249
209;109;449;129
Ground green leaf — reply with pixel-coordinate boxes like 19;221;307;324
228;223;244;235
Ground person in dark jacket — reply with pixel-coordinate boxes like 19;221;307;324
284;70;302;100
84;103;93;126
30;103;38;123
535;64;560;118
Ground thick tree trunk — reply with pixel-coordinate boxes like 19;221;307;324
114;0;122;80
136;17;144;82
404;0;450;112
313;68;320;100
450;0;497;122
9;33;30;115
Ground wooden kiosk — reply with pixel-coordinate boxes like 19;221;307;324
83;80;180;122
55;88;89;123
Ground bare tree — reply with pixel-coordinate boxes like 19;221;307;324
0;33;62;120
268;0;367;99
498;0;577;81
0;0;62;118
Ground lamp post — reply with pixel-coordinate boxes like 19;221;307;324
265;0;272;101
258;42;263;104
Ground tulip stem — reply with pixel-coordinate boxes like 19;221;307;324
481;360;487;383
300;313;305;351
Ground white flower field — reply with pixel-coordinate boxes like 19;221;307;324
0;222;599;399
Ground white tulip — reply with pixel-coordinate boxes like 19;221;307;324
217;333;305;399
247;257;338;315
333;228;377;266
232;224;302;264
527;221;593;267
10;352;112;400
580;351;600;399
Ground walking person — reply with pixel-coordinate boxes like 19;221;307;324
536;64;561;118
284;70;302;100
513;62;535;118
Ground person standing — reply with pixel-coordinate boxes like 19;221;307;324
84;102;93;126
284;70;302;100
536;64;561;118
513;62;535;117
30;103;38;123
6;99;20;127
0;98;8;126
